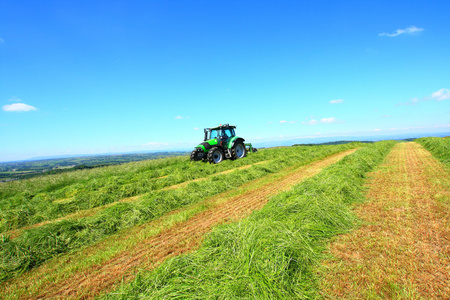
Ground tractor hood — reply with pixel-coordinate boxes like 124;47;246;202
196;138;218;152
195;136;243;153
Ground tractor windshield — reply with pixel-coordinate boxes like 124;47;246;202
223;128;235;137
204;129;221;141
210;129;220;139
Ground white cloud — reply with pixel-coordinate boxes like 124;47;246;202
302;117;343;125
397;88;450;106
320;117;343;124
174;116;183;119
431;88;450;101
302;119;318;125
267;121;273;124
2;103;37;112
193;127;200;130
279;120;287;123
373;129;381;132
329;99;344;104
379;25;424;37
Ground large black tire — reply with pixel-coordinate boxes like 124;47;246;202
231;141;247;160
207;147;224;164
190;150;199;161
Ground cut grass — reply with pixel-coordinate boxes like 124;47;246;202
0;144;359;283
100;141;396;299
0;153;272;233
0;148;358;299
317;142;450;299
3;160;272;239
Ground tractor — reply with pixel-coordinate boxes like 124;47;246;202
190;124;257;164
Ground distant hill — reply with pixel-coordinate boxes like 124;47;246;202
293;140;374;146
0;152;188;182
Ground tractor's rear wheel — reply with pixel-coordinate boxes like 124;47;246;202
207;147;224;164
232;141;247;159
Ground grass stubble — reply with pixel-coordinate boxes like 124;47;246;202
318;142;450;299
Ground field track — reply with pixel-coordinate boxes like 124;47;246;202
319;142;450;299
5;161;271;239
2;148;358;299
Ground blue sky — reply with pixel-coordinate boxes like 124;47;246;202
1;0;449;162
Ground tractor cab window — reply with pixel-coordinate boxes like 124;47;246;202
204;129;213;141
210;129;220;139
204;129;221;140
224;128;235;137
204;127;235;141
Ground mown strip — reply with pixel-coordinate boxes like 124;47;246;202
415;136;450;167
101;141;396;299
318;142;450;298
0;143;358;283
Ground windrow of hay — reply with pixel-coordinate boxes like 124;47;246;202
1;151;273;233
416;136;450;167
4;160;271;239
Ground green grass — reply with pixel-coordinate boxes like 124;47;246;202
102;141;396;299
1;152;270;232
0;143;360;283
415;137;450;166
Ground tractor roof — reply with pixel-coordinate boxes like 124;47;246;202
206;124;236;130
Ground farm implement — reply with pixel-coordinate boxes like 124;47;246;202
190;124;257;164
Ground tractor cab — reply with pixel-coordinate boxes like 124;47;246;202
204;125;236;143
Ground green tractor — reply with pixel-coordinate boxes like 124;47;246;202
190;124;257;164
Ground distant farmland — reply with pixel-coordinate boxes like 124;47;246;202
0;137;448;299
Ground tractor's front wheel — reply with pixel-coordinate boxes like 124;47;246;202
190;150;196;161
190;150;202;161
207;147;224;164
231;141;247;160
